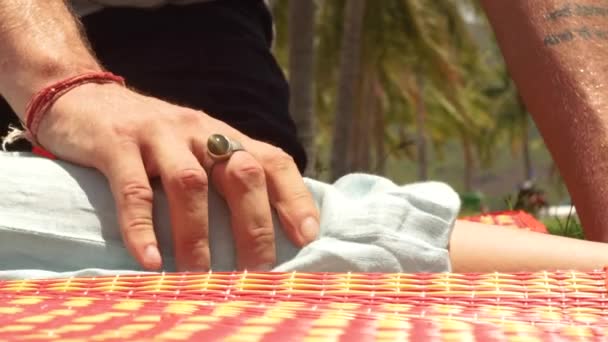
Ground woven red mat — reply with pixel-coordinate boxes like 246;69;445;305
0;211;588;341
462;210;549;234
1;271;607;341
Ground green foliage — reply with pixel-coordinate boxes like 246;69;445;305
460;191;486;216
272;0;545;190
271;0;289;68
543;215;585;240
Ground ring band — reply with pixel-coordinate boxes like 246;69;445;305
207;134;245;162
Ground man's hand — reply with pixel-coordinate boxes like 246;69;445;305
0;1;320;270
35;82;319;271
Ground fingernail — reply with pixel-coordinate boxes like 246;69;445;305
300;217;319;243
144;245;162;269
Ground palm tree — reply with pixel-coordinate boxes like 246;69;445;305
330;0;366;181
477;28;537;186
486;81;535;182
288;0;317;177
413;73;429;180
386;0;492;185
517;96;533;181
275;0;499;187
326;0;459;180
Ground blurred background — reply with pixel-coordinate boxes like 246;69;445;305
267;0;575;225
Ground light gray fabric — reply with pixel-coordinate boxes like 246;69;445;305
0;152;460;278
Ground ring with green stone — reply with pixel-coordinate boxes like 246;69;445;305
206;134;245;162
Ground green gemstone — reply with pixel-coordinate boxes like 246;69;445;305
208;134;230;155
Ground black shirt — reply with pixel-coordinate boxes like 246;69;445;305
0;0;307;172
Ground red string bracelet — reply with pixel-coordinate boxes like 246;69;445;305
24;71;126;158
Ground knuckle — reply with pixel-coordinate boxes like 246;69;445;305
237;226;275;250
96;135;138;165
110;122;137;137
107;122;150;148
273;186;317;218
123;217;155;236
177;232;210;251
274;191;316;220
175;233;210;270
229;160;266;187
261;149;295;174
119;182;154;205
118;182;155;239
175;110;204;127
168;168;209;190
286;188;314;203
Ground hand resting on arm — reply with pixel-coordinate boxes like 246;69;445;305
0;1;320;271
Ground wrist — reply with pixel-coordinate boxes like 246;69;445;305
0;1;103;118
0;56;102;119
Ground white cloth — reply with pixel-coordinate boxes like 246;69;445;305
0;152;460;278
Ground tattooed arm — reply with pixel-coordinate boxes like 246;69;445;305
480;1;608;241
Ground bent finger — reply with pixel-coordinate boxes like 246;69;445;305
209;150;276;271
254;145;320;247
151;139;211;271
101;140;162;271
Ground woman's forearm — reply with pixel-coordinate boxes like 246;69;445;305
0;1;101;117
480;1;608;241
450;220;608;272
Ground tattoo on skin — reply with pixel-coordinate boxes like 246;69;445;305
544;26;608;46
545;3;608;20
543;2;608;46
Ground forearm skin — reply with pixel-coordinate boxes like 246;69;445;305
0;1;101;118
481;1;608;241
